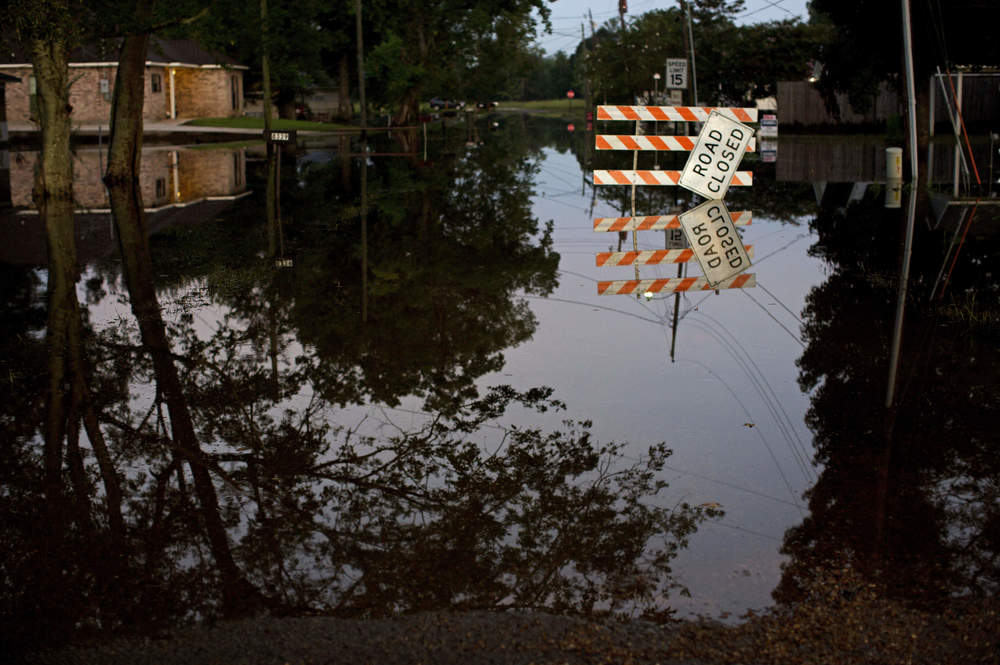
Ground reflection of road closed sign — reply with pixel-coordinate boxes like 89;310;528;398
678;110;754;200
666;58;687;89
679;200;752;286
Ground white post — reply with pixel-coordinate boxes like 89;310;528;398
885;0;920;409
952;72;963;197
169;68;176;119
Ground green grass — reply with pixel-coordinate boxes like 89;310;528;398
184;117;353;131
501;99;588;118
188;139;265;150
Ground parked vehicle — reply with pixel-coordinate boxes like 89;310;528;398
475;101;499;110
429;97;465;110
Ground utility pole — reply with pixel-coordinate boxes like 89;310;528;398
619;0;630;99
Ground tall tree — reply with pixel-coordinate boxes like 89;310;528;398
103;0;266;617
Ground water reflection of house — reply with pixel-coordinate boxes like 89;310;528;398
0;38;246;124
0;146;249;266
8;146;247;210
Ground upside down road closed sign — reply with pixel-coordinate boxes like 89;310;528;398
679;200;752;286
678;110;754;200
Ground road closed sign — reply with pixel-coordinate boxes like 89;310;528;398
678;110;754;200
679;200;751;286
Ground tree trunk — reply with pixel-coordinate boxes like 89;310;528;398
393;87;420;127
32;35;76;506
104;19;264;618
28;20;85;642
337;53;352;121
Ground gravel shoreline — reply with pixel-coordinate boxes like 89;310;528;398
21;611;702;665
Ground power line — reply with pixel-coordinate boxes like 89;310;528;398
739;0;794;19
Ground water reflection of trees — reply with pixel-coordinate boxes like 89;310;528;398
776;189;1000;607
2;122;719;654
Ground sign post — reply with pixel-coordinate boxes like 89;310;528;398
567;89;575;114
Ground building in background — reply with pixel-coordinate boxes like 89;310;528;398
0;37;246;125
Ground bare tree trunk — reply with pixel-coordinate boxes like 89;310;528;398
104;18;264;618
337;53;352;120
28;17;86;641
32;35;75;506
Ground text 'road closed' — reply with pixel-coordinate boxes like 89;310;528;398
678;111;754;200
679;200;752;286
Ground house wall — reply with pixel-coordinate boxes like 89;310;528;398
2;64;238;124
3;68;34;125
173;68;243;118
176;149;246;201
8;147;246;208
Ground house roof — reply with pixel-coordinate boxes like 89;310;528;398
0;37;245;69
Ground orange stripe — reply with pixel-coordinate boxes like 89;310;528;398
734;109;752;122
677;136;695;150
620;106;639;120
649;107;669;121
665;171;681;183
611;171;631;185
619;280;638;294
596;253;609;266
648;136;669;150
621;136;641;150
597;281;611;294
621;252;639;264
647;250;668;264
731;274;751;288
595;136;612;150
676;249;694;262
678;107;698;122
639;171;659;185
597;108;612;120
649;279;669;292
677;277;698;291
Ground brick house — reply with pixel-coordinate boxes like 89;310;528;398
0;37;247;125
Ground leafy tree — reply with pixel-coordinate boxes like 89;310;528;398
364;0;550;123
186;0;334;118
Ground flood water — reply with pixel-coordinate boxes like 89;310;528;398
2;116;998;649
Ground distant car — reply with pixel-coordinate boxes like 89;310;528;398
475;101;499;110
429;97;465;110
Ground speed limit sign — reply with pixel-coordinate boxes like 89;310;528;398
666;58;687;89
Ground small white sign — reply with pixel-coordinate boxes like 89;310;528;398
668;89;683;104
665;228;687;249
678;110;754;200
760;138;777;163
679;200;752;286
666;58;687;89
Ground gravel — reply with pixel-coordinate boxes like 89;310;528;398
21;611;702;665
